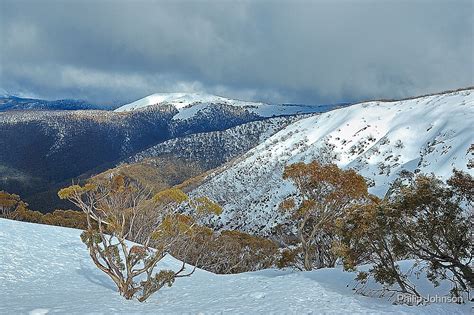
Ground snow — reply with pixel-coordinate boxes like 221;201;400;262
192;89;474;234
114;92;337;119
0;219;470;314
115;92;267;112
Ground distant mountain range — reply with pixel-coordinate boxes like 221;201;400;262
4;89;471;219
0;96;113;111
0;93;340;211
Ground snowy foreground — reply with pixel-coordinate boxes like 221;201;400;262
0;219;470;314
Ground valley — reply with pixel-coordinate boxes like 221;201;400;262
1;2;472;313
0;93;338;212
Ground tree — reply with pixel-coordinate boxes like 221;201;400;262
0;191;22;218
58;175;221;302
390;171;473;298
188;230;279;274
335;198;421;298
41;209;90;229
281;161;371;270
336;170;473;302
0;189;89;228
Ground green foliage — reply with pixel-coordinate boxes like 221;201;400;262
104;244;125;271
336;170;473;301
80;229;102;246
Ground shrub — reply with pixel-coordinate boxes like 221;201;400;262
41;210;89;229
335;198;421;298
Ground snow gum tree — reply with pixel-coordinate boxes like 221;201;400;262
58;175;221;302
336;170;473;301
0;191;23;218
390;171;473;298
281;161;372;270
335;198;422;298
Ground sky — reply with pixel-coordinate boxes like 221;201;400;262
0;0;473;106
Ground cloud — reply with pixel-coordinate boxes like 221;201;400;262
0;0;472;105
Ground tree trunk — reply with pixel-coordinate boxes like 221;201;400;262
303;244;312;271
119;282;135;300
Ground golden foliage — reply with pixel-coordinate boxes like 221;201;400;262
190;196;222;215
57;183;96;199
277;248;301;269
278;198;295;212
153;214;195;239
281;160;372;270
153;188;188;204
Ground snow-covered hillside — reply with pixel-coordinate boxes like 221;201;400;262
115;92;266;111
115;92;339;119
126;116;302;169
0;219;470;314
192;89;474;233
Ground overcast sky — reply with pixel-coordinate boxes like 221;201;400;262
0;0;473;105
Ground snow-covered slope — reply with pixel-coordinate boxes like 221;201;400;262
126;116;302;170
191;89;474;233
115;92;339;119
116;92;266;111
0;219;469;314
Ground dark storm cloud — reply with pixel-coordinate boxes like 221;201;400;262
0;0;473;105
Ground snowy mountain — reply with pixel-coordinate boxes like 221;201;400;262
191;89;474;234
115;92;266;111
126;116;302;170
1;219;469;314
83;116;304;201
115;92;340;119
1;92;343;212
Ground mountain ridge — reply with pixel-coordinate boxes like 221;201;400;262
190;89;474;234
115;92;342;120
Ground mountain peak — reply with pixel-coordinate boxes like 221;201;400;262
114;92;264;112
